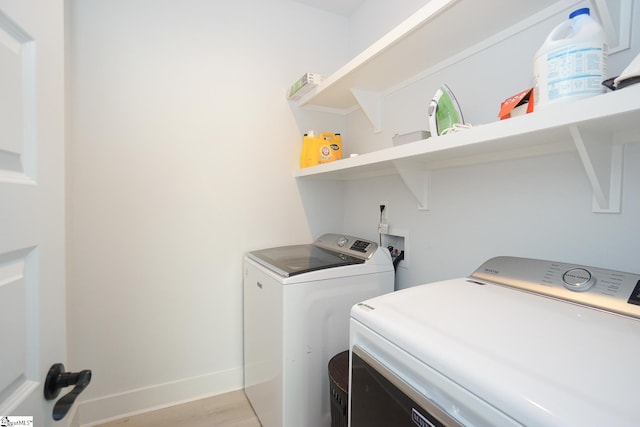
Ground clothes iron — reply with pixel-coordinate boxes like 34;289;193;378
427;84;464;136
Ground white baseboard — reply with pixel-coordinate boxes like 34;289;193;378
72;367;243;427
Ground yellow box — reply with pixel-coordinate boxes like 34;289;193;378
300;132;342;168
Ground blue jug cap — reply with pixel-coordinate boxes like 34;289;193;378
569;8;590;19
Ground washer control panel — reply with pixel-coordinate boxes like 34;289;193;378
314;233;378;260
471;256;640;319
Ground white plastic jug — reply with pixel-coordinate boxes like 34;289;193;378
534;8;607;109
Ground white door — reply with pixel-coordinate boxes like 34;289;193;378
0;0;67;425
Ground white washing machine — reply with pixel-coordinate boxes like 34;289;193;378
243;233;394;427
349;256;640;426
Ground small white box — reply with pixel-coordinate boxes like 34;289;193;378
392;130;430;146
287;72;325;100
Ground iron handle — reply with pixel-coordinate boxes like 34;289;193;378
44;363;92;421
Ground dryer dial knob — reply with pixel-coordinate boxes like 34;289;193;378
562;268;595;292
337;236;349;247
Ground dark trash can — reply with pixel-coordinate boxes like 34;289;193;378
328;350;350;427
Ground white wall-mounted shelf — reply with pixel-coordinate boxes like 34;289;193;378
295;86;640;213
294;0;632;133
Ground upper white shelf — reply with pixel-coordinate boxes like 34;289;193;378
295;85;640;213
295;0;572;113
292;0;637;212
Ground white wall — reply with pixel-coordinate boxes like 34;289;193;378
347;0;430;55
66;0;640;424
66;0;347;424
341;0;640;288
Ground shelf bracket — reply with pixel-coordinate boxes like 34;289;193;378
570;125;623;213
392;159;430;210
590;0;632;53
351;88;382;133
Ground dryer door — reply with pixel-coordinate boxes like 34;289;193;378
350;346;462;427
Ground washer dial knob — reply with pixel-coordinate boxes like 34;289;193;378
337;236;349;247
562;268;595;292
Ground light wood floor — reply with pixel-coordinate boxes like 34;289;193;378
96;390;261;427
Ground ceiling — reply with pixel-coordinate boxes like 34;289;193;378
292;0;366;16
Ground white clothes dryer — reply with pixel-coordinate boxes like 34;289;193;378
349;256;640;426
243;233;394;427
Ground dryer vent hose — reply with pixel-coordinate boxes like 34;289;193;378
393;250;404;272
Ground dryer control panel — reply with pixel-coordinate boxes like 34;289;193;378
471;256;640;320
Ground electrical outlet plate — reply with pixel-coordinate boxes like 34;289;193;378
380;200;389;222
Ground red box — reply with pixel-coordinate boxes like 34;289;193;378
498;88;534;120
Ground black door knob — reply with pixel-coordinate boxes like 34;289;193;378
44;363;92;421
